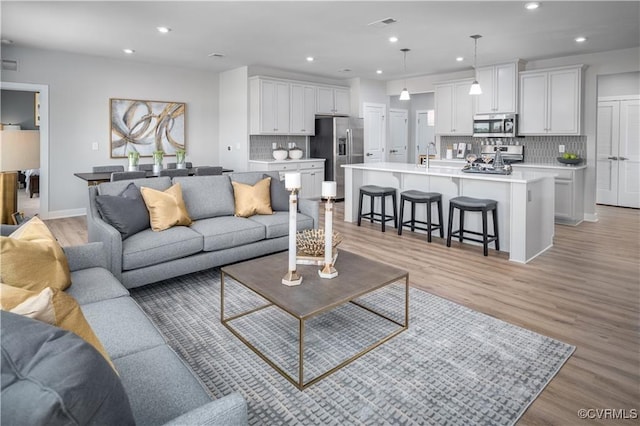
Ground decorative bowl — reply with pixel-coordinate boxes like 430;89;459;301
273;149;288;161
556;157;583;165
296;229;343;256
288;149;304;159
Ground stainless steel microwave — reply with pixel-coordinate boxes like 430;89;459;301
473;113;517;137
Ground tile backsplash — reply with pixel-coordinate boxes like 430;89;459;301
440;135;586;164
250;135;308;160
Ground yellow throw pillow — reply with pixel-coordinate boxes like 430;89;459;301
231;177;273;218
0;216;71;291
140;183;192;231
0;283;115;371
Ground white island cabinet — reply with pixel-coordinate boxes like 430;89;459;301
342;162;556;263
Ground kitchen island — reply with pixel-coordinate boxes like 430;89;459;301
342;162;556;263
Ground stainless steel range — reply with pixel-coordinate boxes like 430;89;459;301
480;144;524;164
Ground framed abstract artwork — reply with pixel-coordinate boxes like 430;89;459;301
110;98;185;158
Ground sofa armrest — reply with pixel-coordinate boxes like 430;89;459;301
63;242;109;271
298;198;319;229
0;224;20;236
87;186;123;280
163;393;248;426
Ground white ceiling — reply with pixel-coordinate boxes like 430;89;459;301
2;1;639;82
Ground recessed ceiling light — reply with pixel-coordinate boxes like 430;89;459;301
376;70;383;74
1;39;14;45
156;26;171;34
389;36;398;43
456;56;464;62
306;56;315;62
575;36;587;43
338;68;352;73
525;2;540;10
123;48;135;54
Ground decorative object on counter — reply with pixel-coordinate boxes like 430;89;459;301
557;153;583;165
175;148;187;169
427;142;438;159
418;155;428;167
152;150;164;174
288;146;303;160
493;149;505;169
319;181;339;279
273;147;288;161
468;35;483;95
282;173;302;286
399;49;411;101
110;98;185;158
127;151;139;171
446;146;453;159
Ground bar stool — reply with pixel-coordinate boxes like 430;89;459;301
357;185;397;232
398;190;443;242
447;196;500;256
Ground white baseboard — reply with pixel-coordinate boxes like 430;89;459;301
583;213;599;222
41;208;86;220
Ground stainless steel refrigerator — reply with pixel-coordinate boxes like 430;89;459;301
310;117;364;200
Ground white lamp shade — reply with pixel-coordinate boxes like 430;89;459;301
0;130;40;172
399;88;411;100
321;181;337;197
469;81;482;95
284;172;301;190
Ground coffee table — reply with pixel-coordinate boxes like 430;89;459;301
221;250;409;390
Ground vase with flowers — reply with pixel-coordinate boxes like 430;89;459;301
127;151;140;171
152;150;164;174
175;148;187;169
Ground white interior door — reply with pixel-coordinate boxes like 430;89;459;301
618;99;640;208
363;103;386;162
416;110;435;159
596;100;619;205
388;109;408;163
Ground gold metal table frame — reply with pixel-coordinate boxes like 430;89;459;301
220;251;409;390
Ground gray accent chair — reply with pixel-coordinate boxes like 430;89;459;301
196;166;223;176
160;168;189;177
111;171;146;181
93;165;124;173
0;225;248;426
167;161;193;169
87;171;319;288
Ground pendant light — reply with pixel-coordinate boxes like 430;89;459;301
399;48;411;100
469;35;482;95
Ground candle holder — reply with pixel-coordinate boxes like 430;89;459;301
282;173;303;286
319;181;338;279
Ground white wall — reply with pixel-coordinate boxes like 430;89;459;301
598;71;640;97
1;46;218;217
218;66;249;172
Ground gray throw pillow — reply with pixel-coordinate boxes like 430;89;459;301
95;183;150;239
264;174;290;211
0;310;135;426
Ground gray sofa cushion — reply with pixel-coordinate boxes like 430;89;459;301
122;226;203;271
95;183;150;239
190;216;266;251
80;297;165;359
67;267;129;305
114;345;212;426
98;176;172;196
248;211;314;239
263;173;289;211
0;311;135;426
173;175;235;220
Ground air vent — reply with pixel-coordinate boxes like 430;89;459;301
1;59;17;71
368;17;397;28
207;52;224;58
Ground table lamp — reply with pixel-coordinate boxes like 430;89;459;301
319;181;338;279
0;130;40;224
282;172;303;286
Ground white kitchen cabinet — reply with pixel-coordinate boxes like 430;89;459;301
434;78;475;135
316;86;350;115
519;65;583;135
290;83;316;135
248;160;325;199
475;61;523;114
249;77;290;135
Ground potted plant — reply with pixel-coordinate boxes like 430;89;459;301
152;150;164;174
128;151;140;171
175;148;187;169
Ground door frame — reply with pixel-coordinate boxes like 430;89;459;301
388;108;408;163
1;81;49;219
362;102;386;163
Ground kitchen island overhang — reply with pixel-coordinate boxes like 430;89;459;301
342;162;557;263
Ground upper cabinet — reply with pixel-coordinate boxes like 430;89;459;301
290;83;316;135
475;61;524;114
519;65;584;135
316;86;350;115
249;77;290;135
435;78;475;135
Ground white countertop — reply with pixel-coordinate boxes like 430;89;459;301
249;158;325;164
342;162;556;184
429;159;587;170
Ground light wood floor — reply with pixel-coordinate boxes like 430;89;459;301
45;204;639;425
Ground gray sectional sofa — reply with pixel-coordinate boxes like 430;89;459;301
87;171;319;288
0;231;248;425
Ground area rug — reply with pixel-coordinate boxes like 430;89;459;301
131;268;574;425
